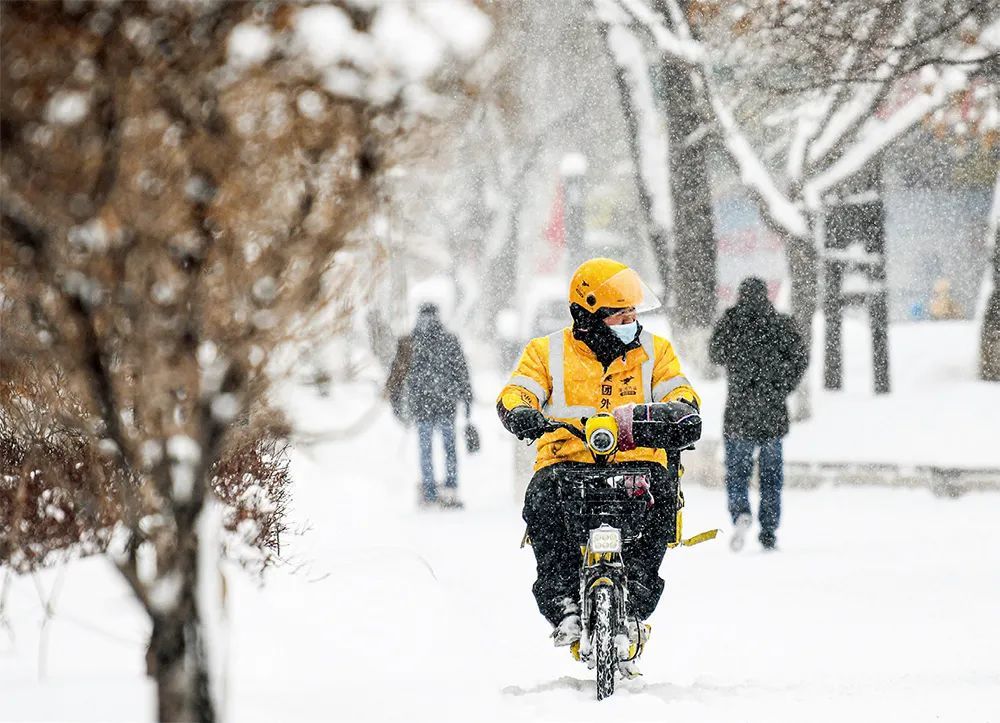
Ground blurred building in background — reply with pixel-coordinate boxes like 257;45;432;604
883;134;996;322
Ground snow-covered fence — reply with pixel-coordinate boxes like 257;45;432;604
785;462;1000;496
682;441;1000;496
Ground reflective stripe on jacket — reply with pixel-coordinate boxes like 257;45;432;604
497;327;699;472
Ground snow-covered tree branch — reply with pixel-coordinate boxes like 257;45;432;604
598;0;998;415
594;0;674;250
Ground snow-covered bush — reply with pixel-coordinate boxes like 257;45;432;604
0;2;489;720
0;376;291;577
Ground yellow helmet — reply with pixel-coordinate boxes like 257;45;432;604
568;258;661;313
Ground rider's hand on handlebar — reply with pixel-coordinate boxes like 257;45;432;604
675;396;700;413
506;406;548;441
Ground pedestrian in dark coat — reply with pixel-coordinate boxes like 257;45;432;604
709;278;808;550
386;303;473;507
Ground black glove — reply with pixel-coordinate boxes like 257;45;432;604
505;406;548;441
676;396;700;413
464;423;481;453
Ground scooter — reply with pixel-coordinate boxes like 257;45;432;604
526;401;716;700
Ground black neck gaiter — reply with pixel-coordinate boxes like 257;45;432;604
570;303;641;370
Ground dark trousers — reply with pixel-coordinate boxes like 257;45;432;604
522;462;677;627
416;415;457;501
724;437;783;534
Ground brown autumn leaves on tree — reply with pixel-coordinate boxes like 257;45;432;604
0;1;488;720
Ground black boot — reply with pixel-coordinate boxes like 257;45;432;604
759;529;777;550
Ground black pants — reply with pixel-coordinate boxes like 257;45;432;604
522;462;678;626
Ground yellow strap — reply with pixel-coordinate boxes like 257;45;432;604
668;527;720;548
681;529;720;546
666;498;718;549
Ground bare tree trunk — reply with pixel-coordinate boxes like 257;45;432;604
481;183;527;335
657;56;716;371
149;517;215;723
981;168;1000;381
151;617;214;723
982;229;1000;381
146;404;227;723
785;228;819;419
787;232;820;334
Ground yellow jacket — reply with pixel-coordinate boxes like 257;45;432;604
497;327;699;471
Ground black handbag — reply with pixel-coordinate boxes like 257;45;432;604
464;423;481;454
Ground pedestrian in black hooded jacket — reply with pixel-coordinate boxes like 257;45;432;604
386;303;473;507
709;278;808;551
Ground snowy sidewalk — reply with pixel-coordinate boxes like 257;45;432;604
3;392;999;722
2;317;999;721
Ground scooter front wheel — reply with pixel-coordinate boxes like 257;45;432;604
593;585;616;700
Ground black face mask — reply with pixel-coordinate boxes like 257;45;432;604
570;303;641;370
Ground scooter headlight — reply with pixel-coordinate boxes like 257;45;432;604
588;428;616;454
585;414;618;455
589;526;622;554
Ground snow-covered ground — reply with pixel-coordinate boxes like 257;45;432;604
2;319;999;722
783;317;1000;469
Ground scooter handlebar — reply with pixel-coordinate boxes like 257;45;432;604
541;418;587;442
537;401;702;453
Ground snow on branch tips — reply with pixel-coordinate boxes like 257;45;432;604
289;2;490;108
804;66;970;208
708;90;809;239
805;83;885;171
615;0;705;65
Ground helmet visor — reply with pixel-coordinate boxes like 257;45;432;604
590;268;661;313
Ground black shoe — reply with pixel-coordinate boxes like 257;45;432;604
437;487;464;509
551;597;581;647
417;483;437;508
759;530;777;550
